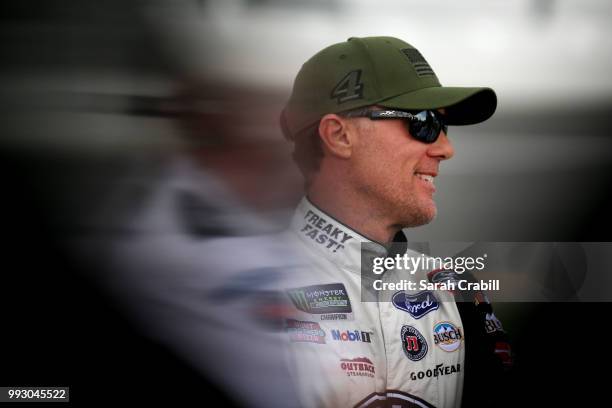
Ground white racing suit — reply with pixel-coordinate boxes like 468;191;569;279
283;198;466;408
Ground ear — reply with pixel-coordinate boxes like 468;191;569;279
318;113;353;159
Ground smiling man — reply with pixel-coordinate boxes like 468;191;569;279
280;37;505;408
304;105;453;242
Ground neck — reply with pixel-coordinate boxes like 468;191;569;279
307;177;400;243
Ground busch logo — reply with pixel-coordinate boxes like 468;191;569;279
433;322;463;352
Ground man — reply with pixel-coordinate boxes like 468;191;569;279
279;37;508;407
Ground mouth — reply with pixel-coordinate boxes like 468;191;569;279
414;172;437;192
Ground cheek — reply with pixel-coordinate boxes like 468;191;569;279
353;144;412;191
351;122;424;187
353;143;388;178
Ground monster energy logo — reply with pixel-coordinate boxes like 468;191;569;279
287;283;352;315
288;290;310;312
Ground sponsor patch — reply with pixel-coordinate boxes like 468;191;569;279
401;325;428;361
433;322;463;352
409;363;461;381
300;209;353;253
331;329;373;343
285;319;326;344
320;313;353;321
484;312;504;334
392;291;439;319
287;283;353;321
340;357;375;378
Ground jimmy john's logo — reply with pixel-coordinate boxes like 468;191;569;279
340;357;375;378
300;210;353;253
287;283;354;321
401;325;428;361
433;322;463;352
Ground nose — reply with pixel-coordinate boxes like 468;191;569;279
427;130;454;160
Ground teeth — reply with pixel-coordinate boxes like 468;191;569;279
415;173;434;184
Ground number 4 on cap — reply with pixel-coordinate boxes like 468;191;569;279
331;70;364;104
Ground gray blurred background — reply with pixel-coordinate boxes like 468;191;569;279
2;0;612;240
1;0;611;406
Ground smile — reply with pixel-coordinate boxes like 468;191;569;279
414;173;434;185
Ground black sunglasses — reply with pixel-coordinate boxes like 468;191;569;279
343;109;448;144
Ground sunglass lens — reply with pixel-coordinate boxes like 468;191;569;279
404;111;429;143
433;110;448;137
409;111;439;143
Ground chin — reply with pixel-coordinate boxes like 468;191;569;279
414;212;436;227
401;203;437;228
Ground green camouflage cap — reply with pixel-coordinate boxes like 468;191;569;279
281;36;497;138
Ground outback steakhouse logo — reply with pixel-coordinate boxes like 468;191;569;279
340;357;375;378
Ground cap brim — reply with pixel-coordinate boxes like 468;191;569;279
378;86;497;125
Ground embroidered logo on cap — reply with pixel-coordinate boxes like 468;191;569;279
401;48;435;77
330;70;364;104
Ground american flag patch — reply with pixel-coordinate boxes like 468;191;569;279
402;48;435;77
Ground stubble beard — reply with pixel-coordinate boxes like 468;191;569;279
395;195;437;228
364;184;437;232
